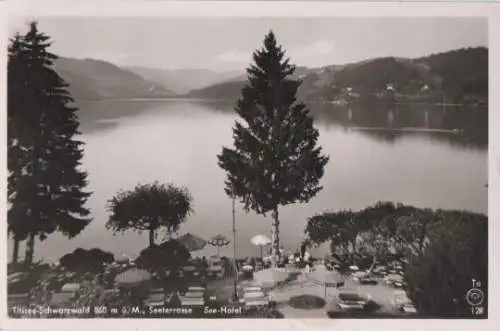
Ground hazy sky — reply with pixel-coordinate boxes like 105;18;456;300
9;17;487;72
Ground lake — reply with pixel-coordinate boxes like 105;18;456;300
8;99;488;262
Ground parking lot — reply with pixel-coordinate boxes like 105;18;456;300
265;265;411;318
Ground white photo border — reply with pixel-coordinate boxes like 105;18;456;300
0;1;498;331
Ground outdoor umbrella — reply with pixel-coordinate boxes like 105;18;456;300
177;233;207;252
252;268;290;289
251;234;272;258
61;283;81;293
115;254;130;264
208;234;231;256
114;268;152;288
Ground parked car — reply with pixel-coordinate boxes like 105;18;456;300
391;289;417;314
351;271;366;282
374;265;387;272
385;274;404;287
399;303;417;314
400;303;418;314
359;277;378;285
373;265;387;275
351;271;378;285
336;291;369;310
239;286;269;309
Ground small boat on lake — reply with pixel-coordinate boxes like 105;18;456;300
345;126;463;134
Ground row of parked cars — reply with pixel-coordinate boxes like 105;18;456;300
330;261;417;315
333;289;416;315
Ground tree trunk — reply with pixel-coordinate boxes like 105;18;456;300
12;237;20;265
347;240;355;264
271;207;280;268
161;268;168;303
418;222;427;253
149;229;155;247
25;232;35;265
367;254;377;275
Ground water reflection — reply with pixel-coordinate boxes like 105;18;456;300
311;103;488;150
76;98;219;133
15;98;487;261
76;99;488;150
201;100;488;150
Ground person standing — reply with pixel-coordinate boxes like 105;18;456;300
300;241;307;260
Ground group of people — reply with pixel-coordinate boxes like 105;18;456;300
237;240;315;274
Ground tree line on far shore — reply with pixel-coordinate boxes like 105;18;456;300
8;22;488;317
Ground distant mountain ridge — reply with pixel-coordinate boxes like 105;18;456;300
185;66;316;101
124;66;242;94
54;47;487;105
186;47;488;105
54;57;176;100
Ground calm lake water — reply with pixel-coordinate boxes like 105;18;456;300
9;99;488;261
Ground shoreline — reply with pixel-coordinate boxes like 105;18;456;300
74;97;487;108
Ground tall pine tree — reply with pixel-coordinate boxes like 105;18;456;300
217;31;329;265
8;22;92;264
7;33;30;264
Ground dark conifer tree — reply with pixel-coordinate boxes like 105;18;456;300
217;31;329;264
7;33;30;264
7;22;92;264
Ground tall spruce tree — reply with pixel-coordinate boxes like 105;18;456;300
7;33;30;264
217;31;329;264
7;22;92;264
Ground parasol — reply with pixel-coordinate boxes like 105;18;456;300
177;233;207;252
250;234;272;258
252;268;290;289
114;268;152;288
61;283;81;293
115;254;130;264
208;234;231;256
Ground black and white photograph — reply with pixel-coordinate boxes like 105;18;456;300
3;2;494;324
